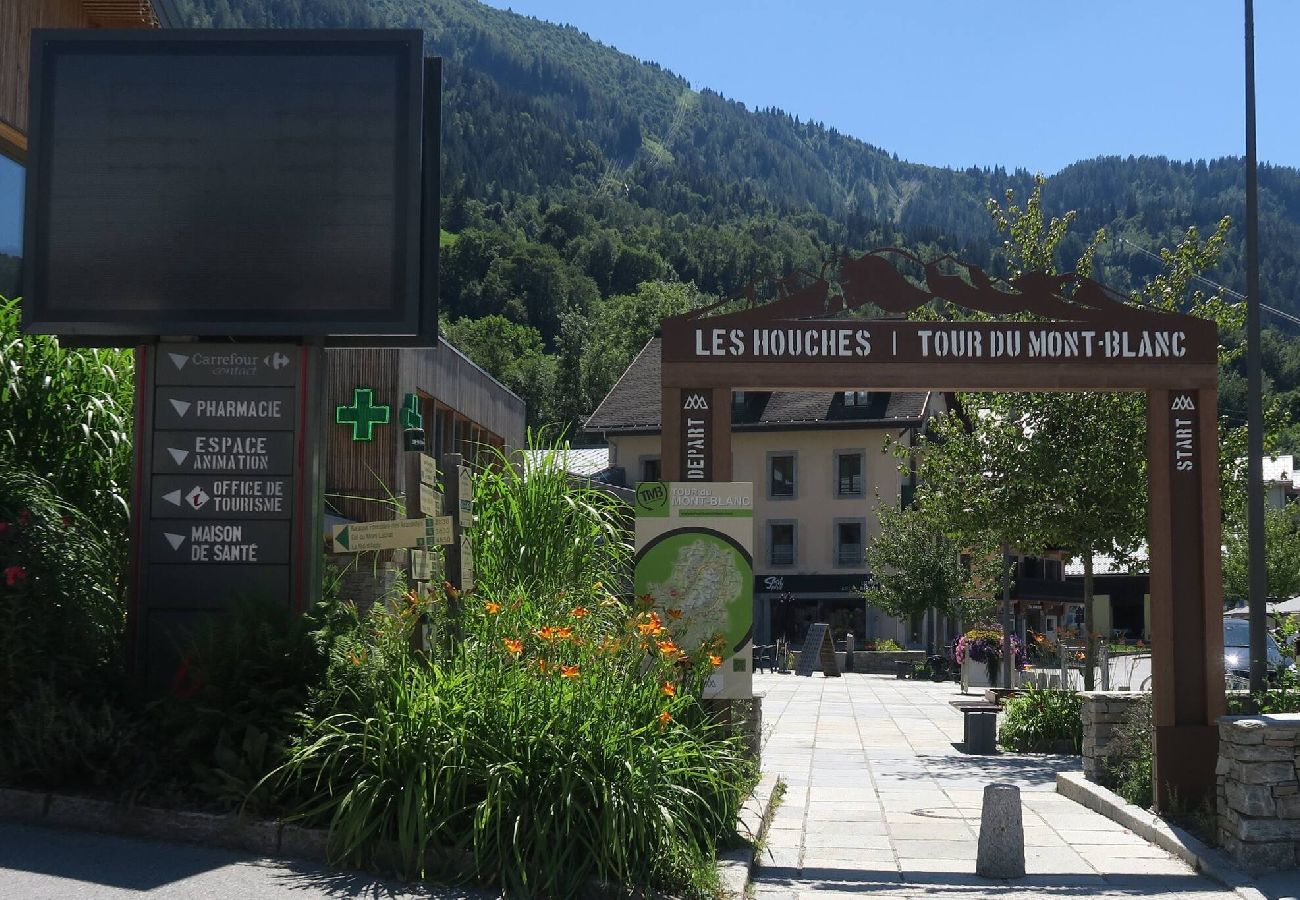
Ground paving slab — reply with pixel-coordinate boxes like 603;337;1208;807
748;672;1243;898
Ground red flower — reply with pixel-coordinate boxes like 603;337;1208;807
3;565;27;587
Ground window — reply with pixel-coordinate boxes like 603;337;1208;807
1044;559;1063;581
640;457;662;483
836;451;863;496
769;521;796;567
732;391;747;410
835;519;865;567
0;155;22;300
768;453;796;499
843;390;870;407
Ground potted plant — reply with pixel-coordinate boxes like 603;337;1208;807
956;626;1026;692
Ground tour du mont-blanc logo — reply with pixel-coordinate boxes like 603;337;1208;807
683;393;709;411
1171;395;1195;412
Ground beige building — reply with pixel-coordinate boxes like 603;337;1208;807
585;338;950;650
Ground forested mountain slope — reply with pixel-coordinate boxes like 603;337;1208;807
172;0;1300;433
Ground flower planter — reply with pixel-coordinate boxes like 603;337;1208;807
960;657;1021;693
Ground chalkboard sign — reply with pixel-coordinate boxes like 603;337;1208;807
795;623;840;677
22;30;437;342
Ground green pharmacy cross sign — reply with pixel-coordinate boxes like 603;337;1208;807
336;388;391;441
400;393;423;429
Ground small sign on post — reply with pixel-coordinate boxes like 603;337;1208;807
443;453;475;594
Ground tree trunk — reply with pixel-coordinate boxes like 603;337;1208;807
1083;544;1096;692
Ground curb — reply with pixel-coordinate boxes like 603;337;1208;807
0;786;307;860
3;783;778;898
721;775;780;899
1056;772;1268;900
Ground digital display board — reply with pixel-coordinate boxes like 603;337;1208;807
22;30;435;340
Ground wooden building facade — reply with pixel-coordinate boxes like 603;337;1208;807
326;344;527;524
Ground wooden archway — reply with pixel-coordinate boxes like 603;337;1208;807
658;249;1225;809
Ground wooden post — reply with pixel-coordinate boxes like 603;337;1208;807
404;450;440;652
1146;387;1226;811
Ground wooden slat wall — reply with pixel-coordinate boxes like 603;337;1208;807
1;0;88;148
326;348;402;523
325;344;527;522
2;0;159;160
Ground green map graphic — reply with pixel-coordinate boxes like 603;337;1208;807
634;530;752;654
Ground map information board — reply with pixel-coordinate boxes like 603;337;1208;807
633;482;753;699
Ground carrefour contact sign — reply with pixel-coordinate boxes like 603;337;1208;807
633;482;753;699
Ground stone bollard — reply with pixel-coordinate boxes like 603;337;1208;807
976;784;1025;879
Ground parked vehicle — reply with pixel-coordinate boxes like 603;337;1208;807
1224;618;1294;681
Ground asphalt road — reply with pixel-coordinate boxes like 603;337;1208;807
0;822;497;899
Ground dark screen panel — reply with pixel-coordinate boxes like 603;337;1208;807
23;31;427;338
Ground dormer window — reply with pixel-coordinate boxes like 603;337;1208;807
843;391;870;407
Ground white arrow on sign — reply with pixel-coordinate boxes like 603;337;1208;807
167;447;190;465
163;489;182;507
168;352;190;371
164;533;186;551
169;399;192;417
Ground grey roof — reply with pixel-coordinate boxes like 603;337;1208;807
585;338;931;434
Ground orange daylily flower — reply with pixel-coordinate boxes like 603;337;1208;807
503;638;524;655
637;593;655;607
561;665;580;678
637;612;665;636
656;639;679;656
571;606;588;618
661;681;676;697
658;710;672;727
667;608;683;620
709;654;723;667
536;626;558;641
555;626;574;640
484;601;502;615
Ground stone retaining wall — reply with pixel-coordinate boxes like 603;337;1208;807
1079;691;1148;782
1217;713;1300;873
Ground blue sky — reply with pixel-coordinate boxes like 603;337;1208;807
483;0;1300;174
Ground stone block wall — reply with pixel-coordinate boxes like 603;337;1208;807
1217;714;1300;873
1080;691;1148;782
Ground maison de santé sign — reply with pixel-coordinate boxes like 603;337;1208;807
656;248;1224;813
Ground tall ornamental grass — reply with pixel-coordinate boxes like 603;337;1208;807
270;440;755;897
0;297;134;533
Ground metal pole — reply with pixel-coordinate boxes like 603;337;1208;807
1001;542;1013;688
1245;0;1268;694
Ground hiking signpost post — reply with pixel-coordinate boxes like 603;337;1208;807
657;249;1226;811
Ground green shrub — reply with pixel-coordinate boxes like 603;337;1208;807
997;686;1083;753
0;469;127;712
270;439;754;896
874;638;903;652
0;682;139;790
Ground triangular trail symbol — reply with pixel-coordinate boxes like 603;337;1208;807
164;533;186;551
170;399;192;417
167;447;190;465
336;527;350;551
168;352;189;370
162;489;182;506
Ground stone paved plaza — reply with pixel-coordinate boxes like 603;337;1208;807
750;672;1261;899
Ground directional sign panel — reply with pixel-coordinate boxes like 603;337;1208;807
458;466;474;524
152;431;296;475
152;476;293;519
420;483;443;516
155;345;300;387
332;515;454;553
420;454;438;488
150;521;292;565
154;387;297;430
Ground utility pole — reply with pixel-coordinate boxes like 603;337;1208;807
1245;0;1268;694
